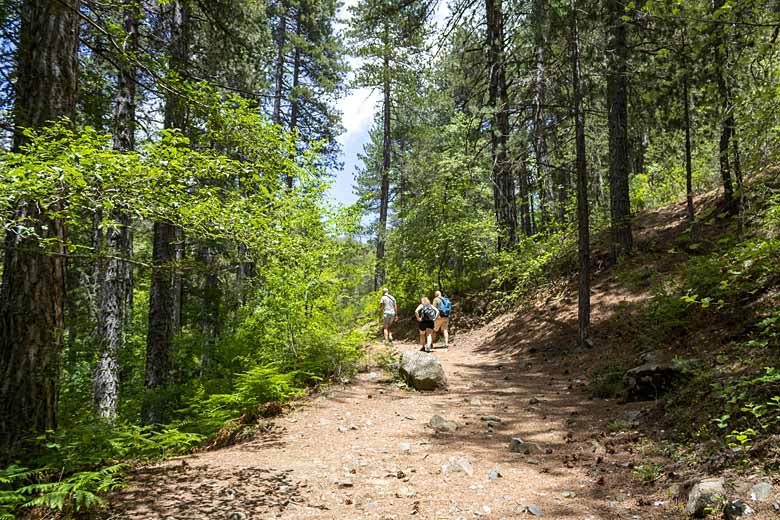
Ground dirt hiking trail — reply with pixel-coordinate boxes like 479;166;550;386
112;318;696;520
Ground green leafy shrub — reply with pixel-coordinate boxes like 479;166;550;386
589;363;627;398
19;464;126;514
632;462;665;485
489;231;577;312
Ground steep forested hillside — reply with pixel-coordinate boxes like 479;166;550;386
0;0;777;517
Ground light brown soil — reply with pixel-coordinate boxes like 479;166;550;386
111;328;696;520
110;187;780;519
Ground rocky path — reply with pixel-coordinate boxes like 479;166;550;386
113;325;683;520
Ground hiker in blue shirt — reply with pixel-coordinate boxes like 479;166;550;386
432;290;452;349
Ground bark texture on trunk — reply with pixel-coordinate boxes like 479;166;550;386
712;0;736;211
517;158;533;237
273;0;288;126
0;0;79;451
683;71;699;242
487;0;517;250
287;10;302;189
94;0;139;421
571;0;590;345
145;221;176;421
531;0;550;224
375;43;391;291
198;243;221;373
145;0;190;424
716;67;735;210
606;0;633;261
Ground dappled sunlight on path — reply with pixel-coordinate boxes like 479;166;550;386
112;329;687;519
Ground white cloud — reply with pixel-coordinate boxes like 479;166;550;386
337;87;380;139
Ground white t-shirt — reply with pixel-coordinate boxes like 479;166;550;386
381;294;396;315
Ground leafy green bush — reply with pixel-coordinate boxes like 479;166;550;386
19;464;126;514
632;462;665;485
489;230;577;312
0;464;126;518
589;363;627;399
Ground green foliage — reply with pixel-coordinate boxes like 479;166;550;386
372;346;402;381
0;466;37;520
19;464;126;514
632;463;664;485
589;364;627;399
0;464;125;518
187;365;303;429
490;231;577;311
607;419;629;432
713;367;780;446
384;113;496;305
639;188;780;457
32;422;205;470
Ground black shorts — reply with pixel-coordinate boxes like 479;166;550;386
418;320;434;331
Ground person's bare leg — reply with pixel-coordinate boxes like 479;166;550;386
384;325;390;342
419;330;425;346
426;330;433;350
443;328;449;347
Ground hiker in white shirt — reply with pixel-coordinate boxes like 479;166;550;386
379;288;398;343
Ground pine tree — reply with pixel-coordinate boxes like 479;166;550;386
348;0;429;289
606;0;633;261
145;0;191;425
486;0;517;250
0;0;80;450
93;0;140;421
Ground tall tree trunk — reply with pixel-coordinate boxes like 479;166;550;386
375;42;391;291
273;0;288;126
732;125;743;191
487;0;517;250
287;10;302;189
145;0;190;424
94;0;139;422
517;157;533;236
571;0;589;346
145;221;176;423
531;0;553;223
0;0;79;451
606;0;633;261
172;226;184;334
712;0;735;211
683;70;700;242
198;243;220;374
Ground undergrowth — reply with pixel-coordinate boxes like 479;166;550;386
1;328;369;519
637;188;780;467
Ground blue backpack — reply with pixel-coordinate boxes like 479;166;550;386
438;296;452;317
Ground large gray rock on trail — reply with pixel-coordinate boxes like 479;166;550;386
686;478;726;517
429;415;459;433
750;482;773;502
400;351;448;391
509;437;543;455
623;359;687;402
441;456;473;476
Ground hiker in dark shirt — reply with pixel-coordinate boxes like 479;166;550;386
414;296;438;352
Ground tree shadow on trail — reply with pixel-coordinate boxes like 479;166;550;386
111;464;313;519
414;308;681;519
108;426;318;520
